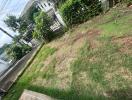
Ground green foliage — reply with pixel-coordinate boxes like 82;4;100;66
60;0;102;26
127;0;132;5
119;0;132;5
6;43;31;60
0;44;10;55
55;0;67;8
4;5;39;37
4;16;19;32
18;18;28;34
33;11;54;42
4;15;28;34
22;5;40;24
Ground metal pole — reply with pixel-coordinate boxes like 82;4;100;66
0;27;22;45
0;27;14;39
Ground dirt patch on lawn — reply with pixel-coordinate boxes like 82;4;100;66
113;36;132;54
31;29;101;90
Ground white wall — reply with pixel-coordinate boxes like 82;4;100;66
55;11;66;26
38;0;55;12
37;0;66;27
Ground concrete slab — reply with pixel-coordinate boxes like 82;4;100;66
19;90;55;100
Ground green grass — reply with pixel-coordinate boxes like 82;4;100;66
98;6;132;38
71;41;132;100
4;5;132;100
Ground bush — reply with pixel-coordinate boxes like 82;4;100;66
60;0;102;26
127;0;132;5
33;11;54;42
56;0;67;8
6;44;31;60
120;0;132;5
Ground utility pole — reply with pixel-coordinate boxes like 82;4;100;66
0;27;22;45
0;27;14;39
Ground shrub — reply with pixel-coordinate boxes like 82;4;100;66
60;0;102;26
127;0;132;5
56;0;67;8
33;11;54;42
120;0;132;5
6;44;31;60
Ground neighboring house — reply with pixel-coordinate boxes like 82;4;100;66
20;0;66;46
21;0;117;27
21;0;66;28
20;0;118;35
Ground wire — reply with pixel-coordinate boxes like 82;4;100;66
0;0;10;11
0;0;26;16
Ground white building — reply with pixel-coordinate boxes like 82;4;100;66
21;0;66;28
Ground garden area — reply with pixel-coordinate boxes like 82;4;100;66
3;2;132;100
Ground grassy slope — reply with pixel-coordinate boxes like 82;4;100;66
4;5;132;100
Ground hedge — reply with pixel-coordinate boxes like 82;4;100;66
60;0;103;26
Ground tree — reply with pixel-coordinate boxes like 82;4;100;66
4;16;28;34
6;43;31;60
23;4;39;24
33;11;54;42
0;44;10;55
51;0;67;7
4;16;19;32
17;18;28;34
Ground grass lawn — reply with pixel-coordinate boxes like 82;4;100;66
4;4;132;100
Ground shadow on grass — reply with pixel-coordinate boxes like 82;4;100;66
28;85;106;100
50;27;67;42
27;85;132;100
106;88;132;100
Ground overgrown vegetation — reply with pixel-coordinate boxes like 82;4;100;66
6;43;31;60
127;0;132;5
33;11;54;42
0;44;10;55
60;0;102;26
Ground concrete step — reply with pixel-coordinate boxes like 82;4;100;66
19;90;56;100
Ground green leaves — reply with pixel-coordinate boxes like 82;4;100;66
6;43;31;60
33;11;54;42
4;16;19;32
60;0;102;26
